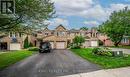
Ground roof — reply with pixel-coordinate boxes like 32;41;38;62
55;24;67;30
69;29;80;33
43;27;50;31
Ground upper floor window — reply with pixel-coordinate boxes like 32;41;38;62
80;33;85;36
9;32;23;38
45;33;49;36
57;31;65;36
9;32;16;38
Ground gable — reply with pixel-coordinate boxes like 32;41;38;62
55;25;66;31
43;27;51;32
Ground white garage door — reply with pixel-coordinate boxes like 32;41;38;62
56;42;65;49
50;42;54;49
91;41;98;47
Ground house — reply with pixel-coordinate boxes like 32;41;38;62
98;33;130;46
120;36;130;45
0;32;37;50
36;25;99;49
97;33;114;46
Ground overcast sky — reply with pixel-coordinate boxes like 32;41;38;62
47;0;130;29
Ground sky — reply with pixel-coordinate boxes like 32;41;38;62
47;0;130;30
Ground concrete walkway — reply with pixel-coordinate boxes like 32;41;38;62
59;67;130;77
110;48;130;54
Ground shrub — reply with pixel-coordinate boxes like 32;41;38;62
72;36;85;48
92;48;101;54
69;43;81;49
28;47;39;51
92;47;112;56
99;40;104;46
24;36;29;48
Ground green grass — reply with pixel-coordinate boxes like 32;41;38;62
109;45;130;49
71;48;130;69
0;50;34;70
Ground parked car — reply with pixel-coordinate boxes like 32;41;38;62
39;42;52;53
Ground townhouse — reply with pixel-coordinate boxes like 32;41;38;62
36;25;99;49
1;24;128;50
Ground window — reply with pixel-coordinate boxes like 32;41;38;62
9;32;13;37
57;31;65;36
122;38;129;43
9;32;22;38
45;33;49;36
9;32;16;38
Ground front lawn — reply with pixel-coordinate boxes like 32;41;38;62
0;50;34;70
71;48;130;69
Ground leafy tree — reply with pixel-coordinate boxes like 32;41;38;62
73;36;85;47
80;27;88;30
0;0;55;32
91;27;98;30
99;7;130;46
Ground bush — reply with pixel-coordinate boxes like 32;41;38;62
69;43;81;49
28;47;39;51
92;47;112;56
92;48;101;54
24;36;29;48
99;40;104;46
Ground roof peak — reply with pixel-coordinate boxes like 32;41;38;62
55;24;66;30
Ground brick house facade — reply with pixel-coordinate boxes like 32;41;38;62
36;25;99;49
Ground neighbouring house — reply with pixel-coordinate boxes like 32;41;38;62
0;32;37;50
36;25;99;49
120;36;130;45
97;33;114;46
98;33;130;46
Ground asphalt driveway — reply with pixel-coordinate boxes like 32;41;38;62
0;50;101;77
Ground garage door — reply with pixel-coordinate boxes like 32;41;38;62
50;42;54;49
56;42;65;49
91;41;98;47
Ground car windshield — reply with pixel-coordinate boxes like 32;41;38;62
41;43;49;48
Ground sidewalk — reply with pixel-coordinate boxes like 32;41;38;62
59;67;130;77
109;48;130;54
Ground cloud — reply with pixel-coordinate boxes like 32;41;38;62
84;21;100;26
80;5;108;21
110;4;130;11
52;0;94;16
52;0;130;22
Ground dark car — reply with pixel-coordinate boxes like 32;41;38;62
39;42;52;53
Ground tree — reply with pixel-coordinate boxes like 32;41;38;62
73;36;85;47
80;27;88;30
99;7;130;46
24;36;29;48
0;0;55;32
